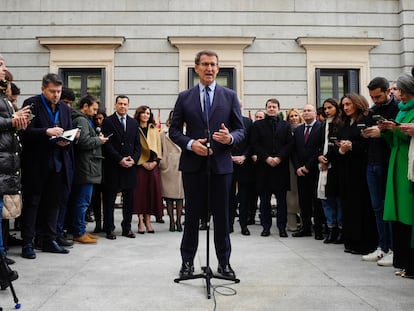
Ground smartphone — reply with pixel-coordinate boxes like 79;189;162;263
389;119;401;126
356;123;367;130
372;114;386;122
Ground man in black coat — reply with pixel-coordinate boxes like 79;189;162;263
101;95;141;240
20;73;74;259
229;109;254;236
291;104;324;240
250;98;294;238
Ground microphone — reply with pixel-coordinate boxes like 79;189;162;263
95;126;101;135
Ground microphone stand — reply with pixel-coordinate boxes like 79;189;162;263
0;255;20;309
174;98;240;299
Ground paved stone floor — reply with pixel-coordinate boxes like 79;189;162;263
1;210;413;311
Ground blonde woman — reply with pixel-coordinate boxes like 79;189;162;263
286;108;304;231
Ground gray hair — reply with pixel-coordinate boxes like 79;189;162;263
396;73;414;97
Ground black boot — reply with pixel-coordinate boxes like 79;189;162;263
334;228;344;244
0;255;19;290
323;227;338;244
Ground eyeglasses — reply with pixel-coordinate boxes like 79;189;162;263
199;62;217;68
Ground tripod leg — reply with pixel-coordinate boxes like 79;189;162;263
0;255;20;307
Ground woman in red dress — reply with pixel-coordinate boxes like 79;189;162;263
133;106;163;233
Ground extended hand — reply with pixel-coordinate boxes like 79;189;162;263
212;123;232;145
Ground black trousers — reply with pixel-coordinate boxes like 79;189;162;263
393;221;414;274
297;172;324;233
102;187;133;234
21;171;64;244
181;172;232;265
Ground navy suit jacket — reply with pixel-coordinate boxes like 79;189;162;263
102;113;141;190
291;121;323;173
169;84;245;174
21;95;74;193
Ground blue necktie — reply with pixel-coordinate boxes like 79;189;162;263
120;116;126;131
204;86;211;117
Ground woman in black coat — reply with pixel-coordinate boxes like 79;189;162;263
336;93;377;255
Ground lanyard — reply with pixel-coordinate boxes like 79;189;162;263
41;94;60;126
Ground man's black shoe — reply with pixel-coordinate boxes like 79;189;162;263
106;232;117;240
217;264;236;278
292;230;312;237
156;217;165;224
314;232;324;240
199;222;208;230
261;230;270;237
4;257;15;265
179;262;194;277
22;243;36;259
42;240;69;254
241;227;250;236
56;236;74;247
122;230;136;238
279;229;288;238
7;234;23;246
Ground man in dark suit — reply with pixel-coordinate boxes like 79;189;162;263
20;73;74;259
169;50;245;278
229;102;254;236
250;98;294;238
101;95;140;240
291;104;325;240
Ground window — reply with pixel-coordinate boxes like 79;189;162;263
188;67;236;90
296;37;381;106
60;68;106;108
38;36;124;113
168;36;255;97
316;69;359;106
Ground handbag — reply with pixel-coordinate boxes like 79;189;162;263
2;194;22;219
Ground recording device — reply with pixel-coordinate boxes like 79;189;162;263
372;114;400;125
95;126;102;135
106;133;113;138
328;136;338;146
26;103;35;120
356;123;367;130
372;114;386;122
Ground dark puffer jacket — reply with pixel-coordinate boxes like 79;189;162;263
0;95;21;195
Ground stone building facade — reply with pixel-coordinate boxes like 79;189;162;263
0;0;413;120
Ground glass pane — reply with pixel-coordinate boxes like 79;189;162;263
338;76;345;99
320;76;333;104
87;75;102;101
67;75;82;104
216;75;229;88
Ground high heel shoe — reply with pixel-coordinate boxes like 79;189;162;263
145;223;155;233
137;225;145;234
176;222;183;232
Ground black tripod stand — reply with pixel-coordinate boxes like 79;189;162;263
174;100;240;299
0;255;20;309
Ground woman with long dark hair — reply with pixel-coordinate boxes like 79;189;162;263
133;105;163;234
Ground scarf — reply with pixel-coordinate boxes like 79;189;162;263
396;98;414;123
317;118;333;199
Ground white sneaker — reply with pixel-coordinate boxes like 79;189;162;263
362;247;384;262
377;250;393;267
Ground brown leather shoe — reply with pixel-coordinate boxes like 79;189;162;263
73;234;97;244
86;232;99;239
